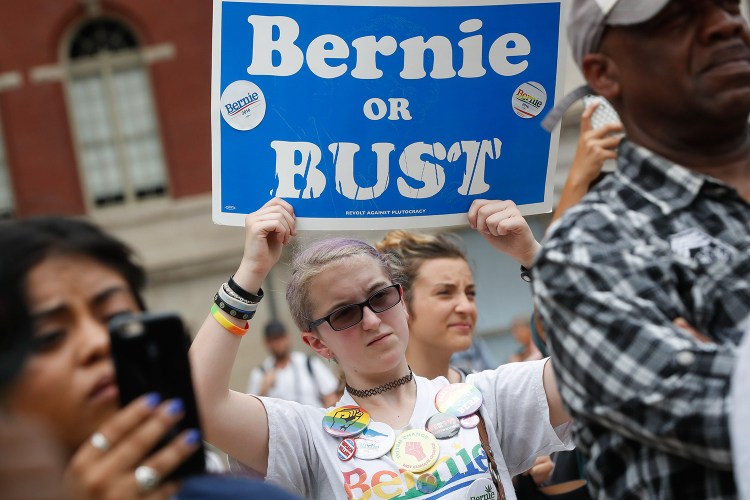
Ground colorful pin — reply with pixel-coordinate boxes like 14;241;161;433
425;412;461;439
467;478;497;499
391;429;440;473
337;438;357;461
322;405;370;438
460;413;480;429
416;473;439;494
354;421;396;460
434;383;483;417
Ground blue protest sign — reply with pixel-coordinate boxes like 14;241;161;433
212;0;565;229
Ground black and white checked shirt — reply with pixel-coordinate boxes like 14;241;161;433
534;139;750;499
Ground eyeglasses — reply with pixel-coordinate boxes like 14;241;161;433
308;284;402;331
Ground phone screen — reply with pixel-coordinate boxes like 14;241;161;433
109;312;206;479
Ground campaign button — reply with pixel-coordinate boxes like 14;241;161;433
391;429;440;473
322;405;370;438
512;82;547;119
219;80;267;131
425;412;460;439
416;473;439;494
435;383;483;417
354;421;395;460
460;413;480;429
337;438;356;461
466;478;497;500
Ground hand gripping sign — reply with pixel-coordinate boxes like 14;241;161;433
212;0;565;230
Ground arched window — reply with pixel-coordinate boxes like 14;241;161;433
0;117;12;219
65;18;167;207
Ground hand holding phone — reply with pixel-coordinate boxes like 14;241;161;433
67;394;200;499
109;312;206;479
566;96;625;190
583;95;621;130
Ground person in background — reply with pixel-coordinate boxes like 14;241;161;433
376;218;558;499
534;0;750;497
374;230;479;382
375;199;541;379
247;320;340;407
508;315;542;364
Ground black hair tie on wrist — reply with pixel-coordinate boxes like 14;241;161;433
228;275;264;303
520;266;533;283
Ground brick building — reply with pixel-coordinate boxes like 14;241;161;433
0;0;264;390
0;0;214;216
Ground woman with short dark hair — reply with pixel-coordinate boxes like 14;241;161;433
0;216;298;499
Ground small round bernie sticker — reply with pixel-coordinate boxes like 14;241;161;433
354;421;396;460
467;478;497;499
220;80;266;131
511;82;547;119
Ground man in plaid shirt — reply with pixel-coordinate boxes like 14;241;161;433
535;0;750;498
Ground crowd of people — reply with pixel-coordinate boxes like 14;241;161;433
2;0;750;499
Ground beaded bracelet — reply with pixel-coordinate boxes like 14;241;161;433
210;304;249;336
228;275;264;303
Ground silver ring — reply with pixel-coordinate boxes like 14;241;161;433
135;465;161;492
89;432;111;452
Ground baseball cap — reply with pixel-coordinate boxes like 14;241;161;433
264;320;287;339
568;0;672;69
541;0;671;131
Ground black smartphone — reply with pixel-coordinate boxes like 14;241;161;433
109;311;206;479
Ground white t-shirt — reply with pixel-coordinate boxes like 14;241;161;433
260;358;573;499
247;351;340;406
731;328;750;499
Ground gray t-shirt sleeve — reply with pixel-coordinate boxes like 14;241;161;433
469;358;574;476
261;397;329;498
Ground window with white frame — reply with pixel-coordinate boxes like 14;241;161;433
66;18;168;207
0;118;13;219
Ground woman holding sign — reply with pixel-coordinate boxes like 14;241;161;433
189;198;572;499
375;199;540;383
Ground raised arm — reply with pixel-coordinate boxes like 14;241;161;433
467;199;569;427
189;198;296;475
467;199;541;268
542;359;569;428
551;100;623;224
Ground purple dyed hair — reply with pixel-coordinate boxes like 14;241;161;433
285;237;403;332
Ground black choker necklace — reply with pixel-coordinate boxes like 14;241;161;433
346;367;414;398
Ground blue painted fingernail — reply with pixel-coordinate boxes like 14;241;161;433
166;398;184;416
184;429;201;446
144;393;161;408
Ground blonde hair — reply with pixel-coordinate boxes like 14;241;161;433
375;230;468;309
285;237;401;332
